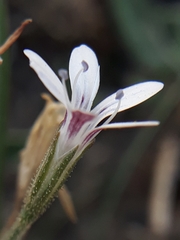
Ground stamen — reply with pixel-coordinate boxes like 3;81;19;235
72;69;83;90
71;62;88;107
81;60;89;72
58;68;71;108
103;89;124;125
58;69;69;81
116;89;124;100
73;61;88;90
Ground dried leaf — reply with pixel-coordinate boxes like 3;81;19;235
0;19;32;64
59;186;78;224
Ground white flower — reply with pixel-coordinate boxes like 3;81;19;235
24;45;163;161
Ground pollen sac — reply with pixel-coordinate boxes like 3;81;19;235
58;69;69;80
115;89;124;100
81;60;89;72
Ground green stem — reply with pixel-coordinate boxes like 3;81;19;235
1;145;79;240
1;208;36;240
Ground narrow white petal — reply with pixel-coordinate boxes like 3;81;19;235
82;120;159;151
95;121;159;130
69;45;100;110
24;49;67;106
119;81;164;111
92;81;163;123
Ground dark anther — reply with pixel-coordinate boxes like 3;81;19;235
58;69;69;80
115;89;124;100
81;60;89;72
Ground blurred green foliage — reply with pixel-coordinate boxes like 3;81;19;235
0;0;10;225
110;0;180;73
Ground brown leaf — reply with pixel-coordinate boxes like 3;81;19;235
59;186;78;224
0;19;32;64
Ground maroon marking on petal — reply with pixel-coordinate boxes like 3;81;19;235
80;95;84;106
68;110;95;138
82;129;100;146
99;107;107;114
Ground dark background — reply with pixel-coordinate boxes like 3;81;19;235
1;0;180;239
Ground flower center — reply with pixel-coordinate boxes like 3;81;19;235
68;110;95;138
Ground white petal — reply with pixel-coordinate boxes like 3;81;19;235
24;49;67;106
86;66;100;111
92;81;163;123
82;120;159;150
69;45;100;110
95;121;159;130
